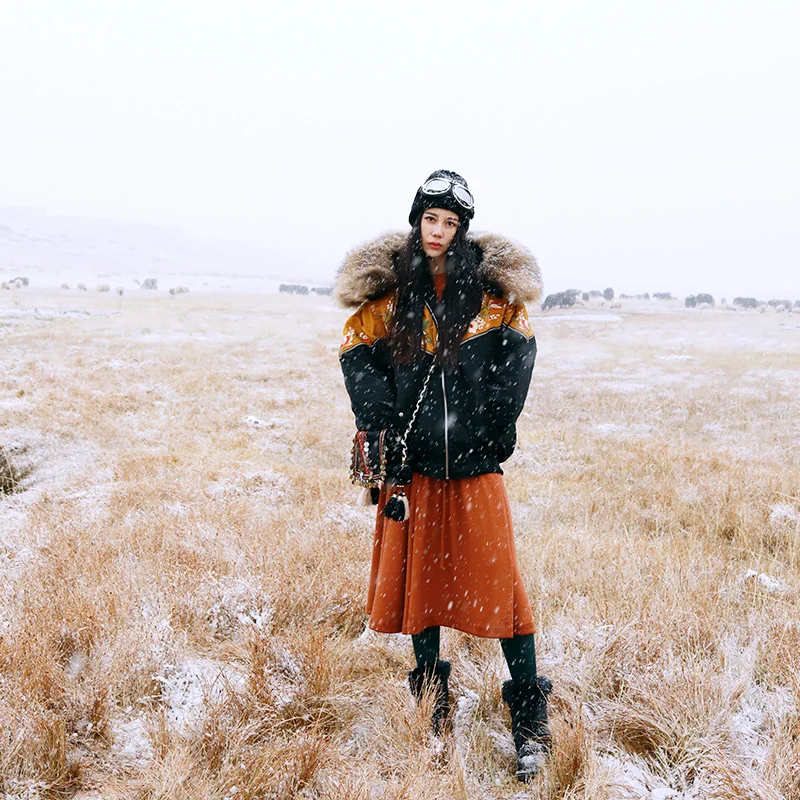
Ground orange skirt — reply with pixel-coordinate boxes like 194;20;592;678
366;473;535;638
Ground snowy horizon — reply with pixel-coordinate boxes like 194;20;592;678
1;205;797;303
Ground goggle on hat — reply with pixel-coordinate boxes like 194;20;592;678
409;170;475;227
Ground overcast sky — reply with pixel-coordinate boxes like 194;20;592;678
2;1;799;297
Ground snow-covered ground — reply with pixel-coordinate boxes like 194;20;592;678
1;286;799;797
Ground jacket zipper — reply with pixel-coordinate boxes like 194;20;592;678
441;368;450;479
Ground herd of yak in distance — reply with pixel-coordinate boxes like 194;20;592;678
1;275;797;312
277;283;800;312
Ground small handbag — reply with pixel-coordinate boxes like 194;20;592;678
349;361;436;523
349;430;386;506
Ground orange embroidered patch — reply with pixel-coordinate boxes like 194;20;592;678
462;294;506;342
508;305;533;339
421;307;437;353
339;293;396;355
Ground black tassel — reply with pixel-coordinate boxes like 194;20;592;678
384;491;410;522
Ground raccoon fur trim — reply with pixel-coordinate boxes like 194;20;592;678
334;231;542;308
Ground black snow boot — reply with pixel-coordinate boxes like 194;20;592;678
502;675;553;782
408;660;451;735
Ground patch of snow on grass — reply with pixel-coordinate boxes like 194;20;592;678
155;658;244;732
1;781;51;799
61;475;116;523
730;386;767;398
770;504;799;525
243;414;278;429
540;313;623;322
452;687;479;739
0;504;30;544
540;622;615;675
747;369;800;383
328;502;375;528
599;752;699;799
207;577;273;638
355;625;409;652
0;396;30;411
743;570;790;594
722;637;795;767
598;381;650;394
207;469;287;499
0;307;117;319
592;423;654;437
111;714;154;765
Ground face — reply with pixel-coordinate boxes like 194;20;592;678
420;208;459;258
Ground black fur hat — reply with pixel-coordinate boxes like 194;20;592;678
408;169;475;228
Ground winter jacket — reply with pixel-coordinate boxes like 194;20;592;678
336;231;542;480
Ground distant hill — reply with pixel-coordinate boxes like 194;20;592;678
0;208;291;290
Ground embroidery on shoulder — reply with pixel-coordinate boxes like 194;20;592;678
467;315;488;335
462;293;506;342
340;293;394;355
340;326;359;352
505;305;534;340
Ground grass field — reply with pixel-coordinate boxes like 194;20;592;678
1;289;799;799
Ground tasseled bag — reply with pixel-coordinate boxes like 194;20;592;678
349;362;436;523
350;429;386;504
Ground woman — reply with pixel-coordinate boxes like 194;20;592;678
336;170;551;782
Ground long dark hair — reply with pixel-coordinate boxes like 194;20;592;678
388;221;483;372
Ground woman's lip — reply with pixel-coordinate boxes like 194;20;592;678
427;242;442;249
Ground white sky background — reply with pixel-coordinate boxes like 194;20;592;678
1;0;799;298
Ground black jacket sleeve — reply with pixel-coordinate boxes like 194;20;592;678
486;303;536;459
339;301;396;431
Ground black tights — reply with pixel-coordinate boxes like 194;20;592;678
412;626;537;683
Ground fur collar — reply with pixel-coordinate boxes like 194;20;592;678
334;231;542;308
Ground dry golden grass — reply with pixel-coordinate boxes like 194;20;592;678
1;290;799;798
